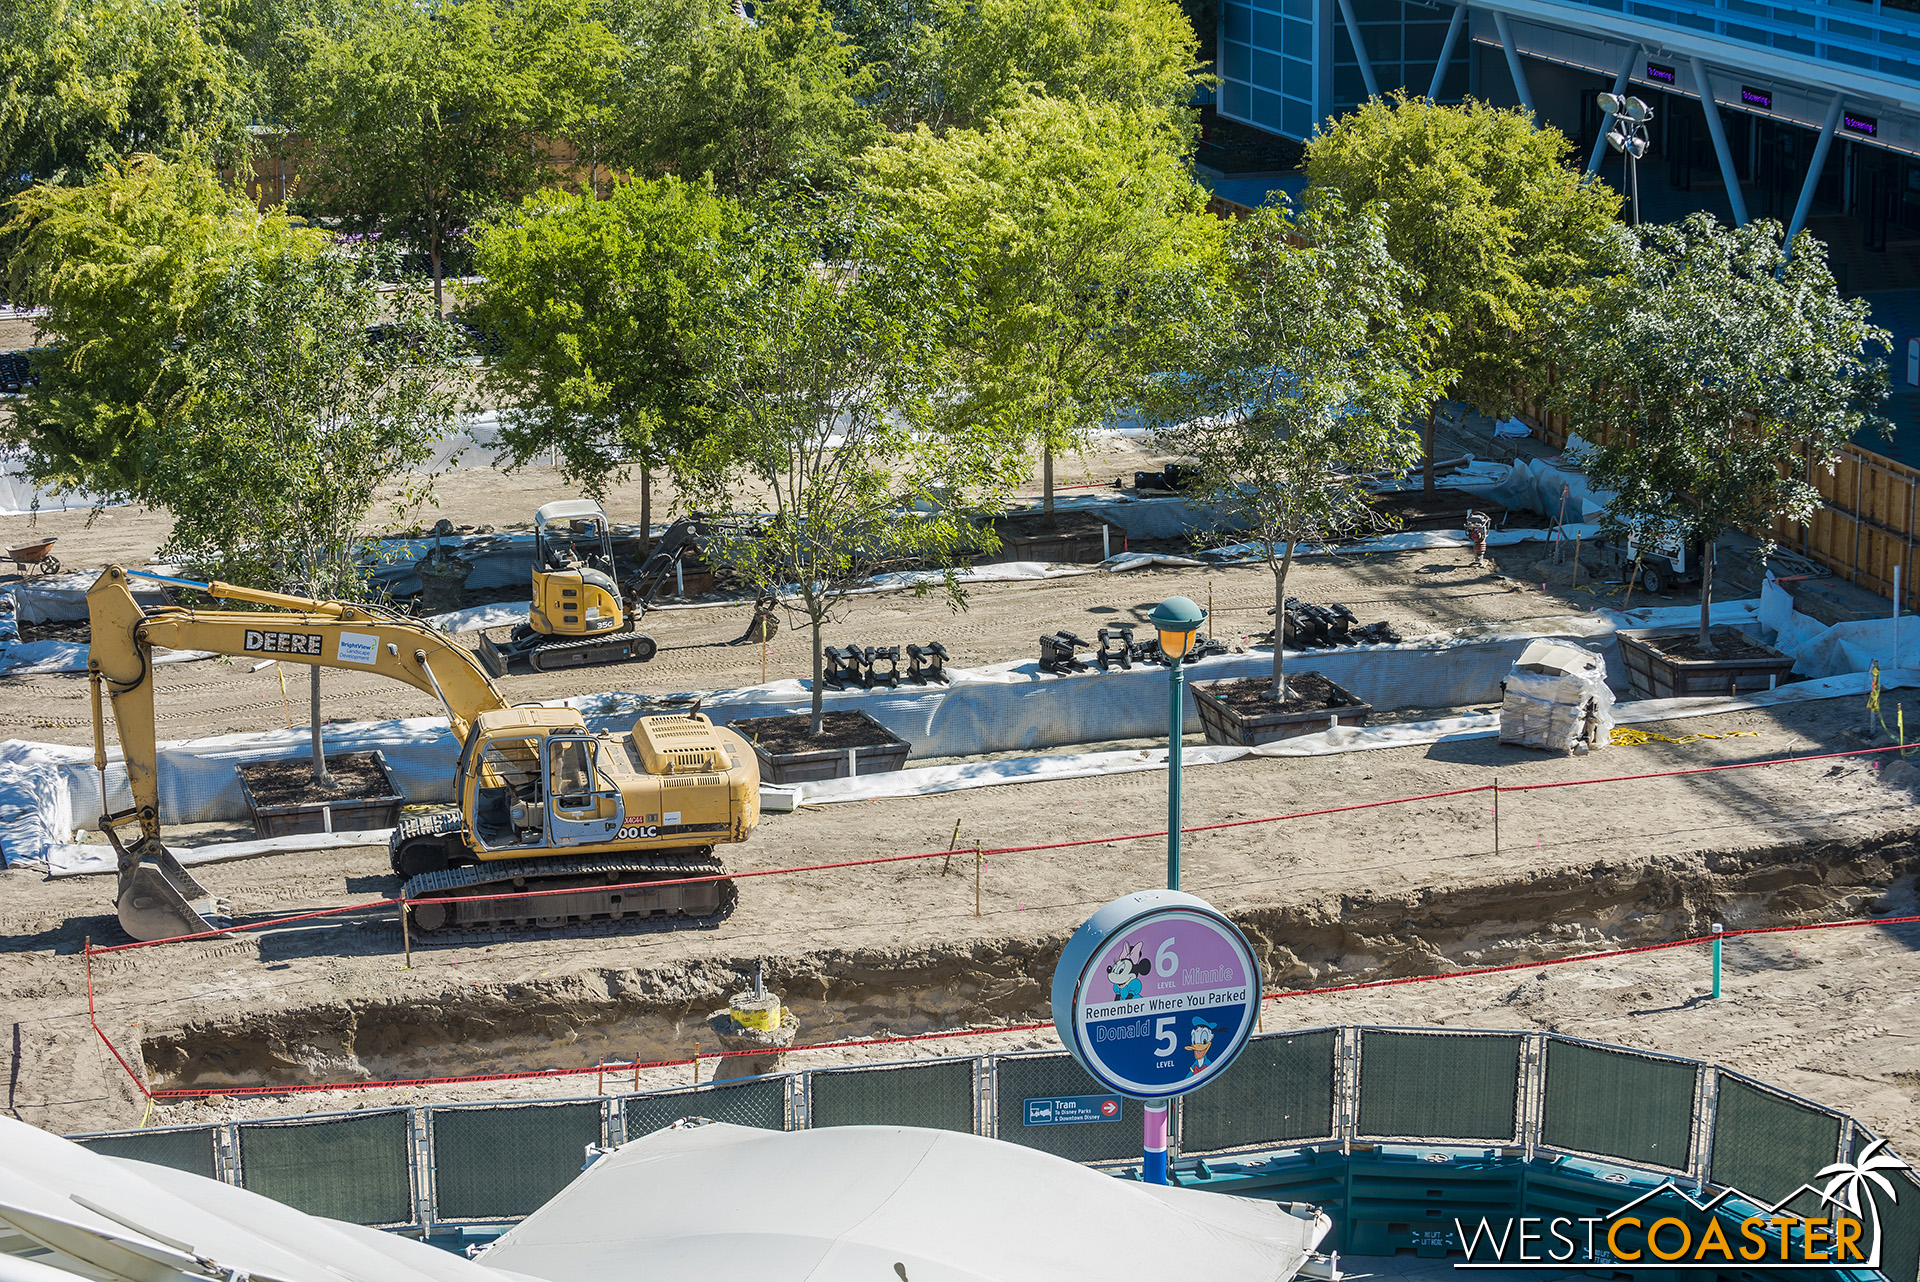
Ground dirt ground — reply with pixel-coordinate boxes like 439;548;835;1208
6;430;1909;1164
4;692;1916;1152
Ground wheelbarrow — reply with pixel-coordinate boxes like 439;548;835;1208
2;536;59;577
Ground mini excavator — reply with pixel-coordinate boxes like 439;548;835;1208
477;500;657;676
86;565;760;942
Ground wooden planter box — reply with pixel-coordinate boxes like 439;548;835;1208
1616;627;1796;700
744;711;913;785
1191;678;1373;747
235;750;405;838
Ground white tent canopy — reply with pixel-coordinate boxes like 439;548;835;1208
0;1116;510;1282
480;1122;1333;1282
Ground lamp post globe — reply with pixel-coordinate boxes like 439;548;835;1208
1148;596;1207;890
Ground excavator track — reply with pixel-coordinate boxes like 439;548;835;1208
477;627;658;677
400;852;734;933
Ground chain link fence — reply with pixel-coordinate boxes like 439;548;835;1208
66;1027;1912;1282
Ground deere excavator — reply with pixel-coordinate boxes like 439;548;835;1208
86;565;760;943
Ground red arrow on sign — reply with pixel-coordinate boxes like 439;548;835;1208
1100;1099;1119;1117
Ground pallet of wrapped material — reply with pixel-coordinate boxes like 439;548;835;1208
1499;639;1614;752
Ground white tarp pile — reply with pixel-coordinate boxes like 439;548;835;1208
1758;576;1920;680
0;1115;508;1282
480;1122;1332;1282
1498;638;1615;752
1453;438;1616;526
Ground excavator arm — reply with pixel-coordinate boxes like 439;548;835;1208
85;565;512;940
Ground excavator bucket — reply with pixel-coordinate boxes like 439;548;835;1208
112;834;232;943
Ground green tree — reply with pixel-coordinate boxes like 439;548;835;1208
467;176;748;537
1550;214;1889;649
3;151;310;500
682;201;1023;734
1304;92;1626;491
1154;199;1446;698
928;0;1200;131
837;0;1201;133
290;0;619;309
162;241;463;781
604;0;878;198
0;0;255;202
160;245;464;600
863;94;1221;523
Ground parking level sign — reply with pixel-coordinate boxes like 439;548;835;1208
1023;1095;1122;1126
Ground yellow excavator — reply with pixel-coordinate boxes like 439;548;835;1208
86;565;760;942
477;499;658;676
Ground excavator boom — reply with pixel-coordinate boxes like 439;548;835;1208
87;566;512;941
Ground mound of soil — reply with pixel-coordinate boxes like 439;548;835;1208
237;752;396;806
729;711;904;755
1197;670;1361;714
1641;629;1783;662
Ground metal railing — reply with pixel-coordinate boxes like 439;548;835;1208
68;1026;1920;1281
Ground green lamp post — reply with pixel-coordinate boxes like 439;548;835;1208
1147;596;1207;891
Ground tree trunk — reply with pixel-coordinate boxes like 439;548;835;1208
1270;541;1296;701
1423;405;1436;496
429;211;444;316
809;613;825;736
309;666;330;784
639;463;653;555
1698;537;1715;652
1042;446;1056;529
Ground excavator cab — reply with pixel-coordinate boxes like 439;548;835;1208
530;500;625;638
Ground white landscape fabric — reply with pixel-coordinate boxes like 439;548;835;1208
479;1122;1330;1282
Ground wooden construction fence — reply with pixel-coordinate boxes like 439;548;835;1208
1518;392;1919;612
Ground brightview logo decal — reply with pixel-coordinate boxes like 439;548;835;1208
1455;1139;1910;1270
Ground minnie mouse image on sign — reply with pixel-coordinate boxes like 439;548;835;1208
1106;941;1148;1000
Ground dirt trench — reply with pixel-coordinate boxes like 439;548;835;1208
140;829;1919;1091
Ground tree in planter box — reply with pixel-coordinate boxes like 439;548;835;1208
681;199;1024;736
1549;213;1889;652
1150;198;1447;700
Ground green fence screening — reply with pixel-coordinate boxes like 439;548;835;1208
1708;1074;1842;1211
74;1126;219;1179
1356;1030;1522;1142
237;1111;412;1225
1874;1161;1920;1282
1182;1030;1337;1154
810;1060;974;1133
1539;1038;1696;1171
995;1054;1144;1163
430;1102;602;1220
624;1077;787;1140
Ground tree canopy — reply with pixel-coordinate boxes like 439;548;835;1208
1550;214;1889;647
1154;198;1446;697
3;150;315;499
1304;94;1625;436
160;244;464;597
601;0;878;198
289;0;620;307
467;175;748;530
0;0;255;202
862;94;1221;519
843;0;1201;133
